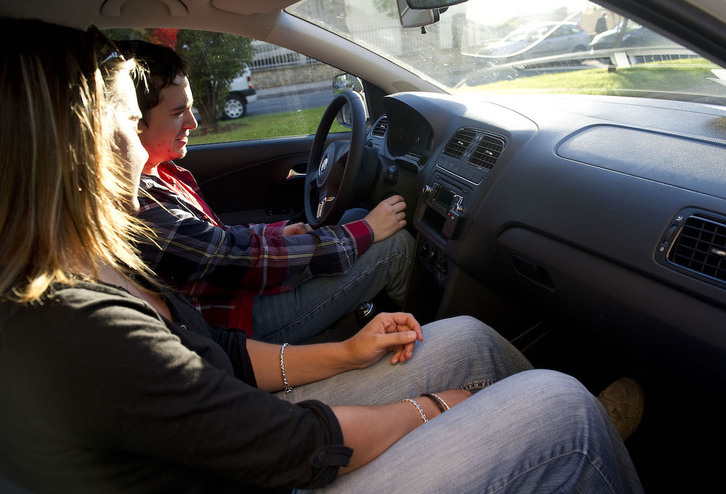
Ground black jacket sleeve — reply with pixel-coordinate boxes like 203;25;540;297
0;283;352;492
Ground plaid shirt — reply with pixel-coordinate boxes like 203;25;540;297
137;161;374;335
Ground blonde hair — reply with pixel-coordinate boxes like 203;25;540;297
0;19;155;303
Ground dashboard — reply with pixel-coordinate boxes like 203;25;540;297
367;90;726;381
382;97;434;164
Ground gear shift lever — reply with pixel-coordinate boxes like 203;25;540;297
354;301;376;327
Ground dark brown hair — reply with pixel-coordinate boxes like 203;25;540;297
115;39;189;118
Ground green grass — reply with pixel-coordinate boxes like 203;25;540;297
457;60;723;98
189;106;348;145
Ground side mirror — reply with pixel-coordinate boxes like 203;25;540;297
332;73;366;128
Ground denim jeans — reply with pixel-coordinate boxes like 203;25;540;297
279;316;643;493
252;209;414;344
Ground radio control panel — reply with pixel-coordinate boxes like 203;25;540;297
419;181;466;240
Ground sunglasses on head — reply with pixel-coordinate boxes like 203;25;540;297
86;25;125;69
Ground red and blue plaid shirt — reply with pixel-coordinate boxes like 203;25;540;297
137;161;374;336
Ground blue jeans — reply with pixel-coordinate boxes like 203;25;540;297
252;209;414;344
279;316;643;493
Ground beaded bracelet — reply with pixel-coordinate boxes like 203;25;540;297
423;392;451;412
280;343;293;393
402;398;428;423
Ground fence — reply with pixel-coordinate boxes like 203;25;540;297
250;40;320;70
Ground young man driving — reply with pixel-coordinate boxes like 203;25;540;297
117;40;414;343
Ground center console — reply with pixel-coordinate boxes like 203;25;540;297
404;128;507;321
413;176;471;287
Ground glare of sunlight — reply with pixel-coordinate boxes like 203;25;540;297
465;0;591;25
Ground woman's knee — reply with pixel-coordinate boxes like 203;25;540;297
422;316;532;372
508;370;605;433
420;315;489;353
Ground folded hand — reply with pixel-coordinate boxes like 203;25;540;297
343;312;423;368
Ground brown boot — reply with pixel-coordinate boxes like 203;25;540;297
597;377;644;441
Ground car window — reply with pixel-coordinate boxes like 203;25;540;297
556;25;577;37
105;28;349;145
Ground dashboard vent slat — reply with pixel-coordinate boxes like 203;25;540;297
372;116;388;137
469;133;506;169
669;216;726;283
443;128;477;159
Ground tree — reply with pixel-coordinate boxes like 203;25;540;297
176;30;252;127
106;28;251;127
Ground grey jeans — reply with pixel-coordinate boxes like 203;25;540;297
279;316;643;493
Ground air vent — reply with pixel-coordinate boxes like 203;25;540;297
372;116;388;138
668;216;726;283
469;133;506;169
443;128;477;159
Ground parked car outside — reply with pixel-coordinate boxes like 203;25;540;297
473;21;590;65
590;19;679;50
222;63;257;119
192;64;257;123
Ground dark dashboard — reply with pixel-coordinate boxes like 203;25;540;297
370;90;726;382
383;97;434;164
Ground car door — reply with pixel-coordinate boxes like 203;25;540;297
182;135;314;225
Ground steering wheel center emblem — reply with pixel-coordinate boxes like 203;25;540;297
319;155;329;175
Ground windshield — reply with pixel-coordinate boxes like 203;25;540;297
288;0;726;104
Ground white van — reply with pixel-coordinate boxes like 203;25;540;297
223;63;257;119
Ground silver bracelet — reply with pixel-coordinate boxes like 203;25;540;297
280;343;293;393
402;398;428;423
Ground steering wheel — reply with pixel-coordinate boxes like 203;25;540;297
304;90;367;228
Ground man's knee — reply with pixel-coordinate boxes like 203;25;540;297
394;228;415;252
382;228;415;260
364;228;414;265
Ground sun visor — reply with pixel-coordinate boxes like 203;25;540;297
211;0;294;15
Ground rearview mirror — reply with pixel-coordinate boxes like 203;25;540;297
406;0;467;8
398;0;439;29
397;0;467;29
